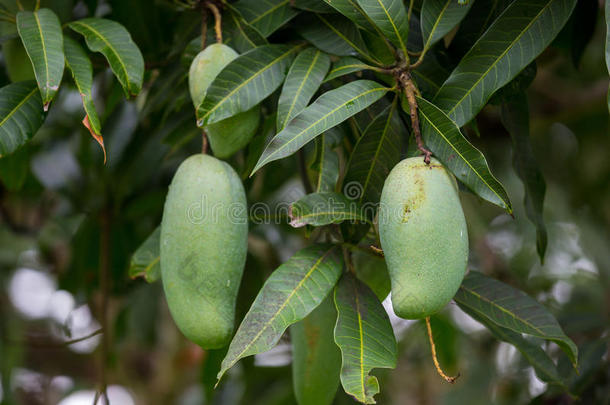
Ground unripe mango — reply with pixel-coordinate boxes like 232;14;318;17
161;154;248;348
189;44;259;158
378;157;468;319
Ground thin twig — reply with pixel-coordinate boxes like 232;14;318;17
426;317;460;384
342;247;356;275
200;5;208;50
98;212;111;404
205;2;222;43
201;130;208;154
342;242;384;258
16;0;23;11
5;328;104;348
400;72;432;163
35;0;40;10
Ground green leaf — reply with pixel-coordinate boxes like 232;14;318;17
277;48;331;132
197;44;302;126
0;81;44;158
420;0;473;52
289;192;368;227
234;0;299;37
411;47;451;99
64;36;105;162
321;0;377;33
324;56;377;82
355;0;410;57
344;97;402;209
297;14;377;64
224;6;268;53
16;8;64;109
454;271;578;367
334;273;397;404
312;133;340;192
129;226;161;283
217;244;343;382
434;0;577;127
462;306;565;387
352;251;390;301
293;0;335;13
414;96;511;212
291;296;342;405
252;80;390;174
500;94;548;263
69;18;145;98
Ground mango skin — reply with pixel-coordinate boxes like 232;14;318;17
189;44;259;158
161;154;248;348
378;157;468;319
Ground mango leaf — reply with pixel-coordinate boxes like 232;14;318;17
312;133;340;192
500;94;547;263
291;296;342;405
462;306;566;387
297;14;378;65
217;244;343;382
454;271;578;367
434;0;577;127
234;0;299;37
16;8;64;109
289;192;368;228
355;0;410;57
321;0;377;33
343;97;402;209
128;226;161;283
0;145;29;191
0;81;44;158
69;18;145;98
224;6;268;53
334;273;397;404
324;56;377;82
197;44;302;126
415;96;512;213
420;0;473;53
63;36;105;162
293;0;335;13
277;48;331;132
252;80;390;174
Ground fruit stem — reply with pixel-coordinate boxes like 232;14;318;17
205;2;223;44
200;4;208;50
400;73;432;164
201;130;209;154
425;317;460;384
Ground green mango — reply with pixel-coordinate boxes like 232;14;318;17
161;154;248;348
188;43;259;158
290;296;341;405
378;157;468;319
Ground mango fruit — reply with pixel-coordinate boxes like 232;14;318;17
161;154;248;348
189;43;259;158
378;157;468;319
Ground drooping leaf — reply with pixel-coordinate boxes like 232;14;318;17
16;8;64;109
128;226;161;283
324;56;377;82
462;306;566;387
252;80;390;174
415;96;512;212
0;145;29;191
63;36;105;162
321;0;377;33
69;18;145;97
312;133;340;192
0;81;44;157
344;97;402;210
291;296;342;405
217;244;343;382
277;48;331;131
334;273;397;404
289;192;368;228
297;14;378;65
420;0;473;53
500;94;547;263
355;0;410;57
224;6;268;53
197;44;302;126
234;0;299;37
434;0;577;127
454;271;578;367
